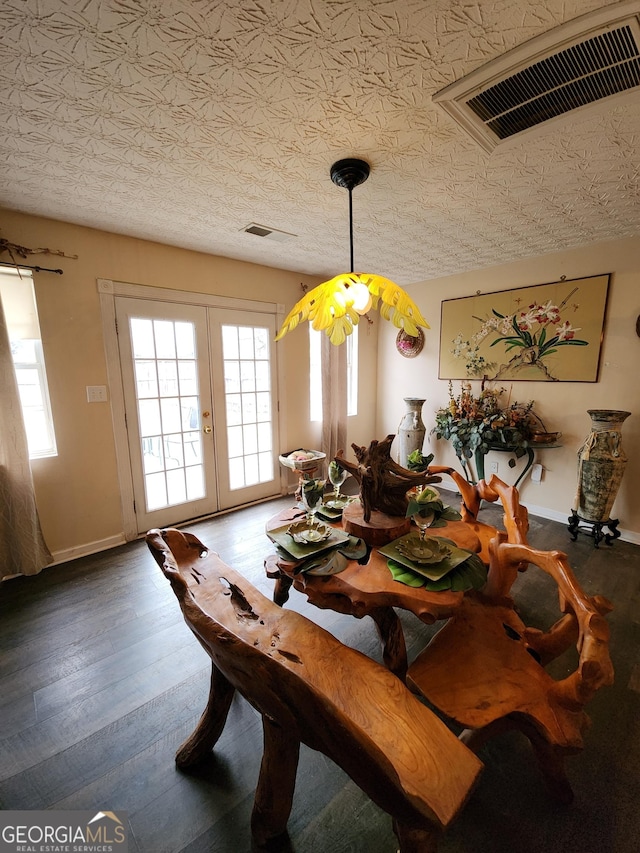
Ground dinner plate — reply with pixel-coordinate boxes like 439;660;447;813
378;534;474;581
301;550;349;576
268;522;349;561
315;497;353;521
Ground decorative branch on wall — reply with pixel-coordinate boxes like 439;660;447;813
0;236;78;275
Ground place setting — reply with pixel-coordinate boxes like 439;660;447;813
378;486;487;591
266;473;367;575
314;461;356;521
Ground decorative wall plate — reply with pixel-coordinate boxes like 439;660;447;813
396;327;425;358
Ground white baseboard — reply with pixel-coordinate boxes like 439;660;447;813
50;534;128;565
522;501;640;545
438;485;640;545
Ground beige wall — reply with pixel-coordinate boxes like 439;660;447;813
0;208;378;559
377;235;640;543
3;206;637;556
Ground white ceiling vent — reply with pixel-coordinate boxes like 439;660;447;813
434;3;640;152
242;223;296;242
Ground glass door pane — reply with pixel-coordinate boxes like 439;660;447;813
210;310;280;509
116;298;217;531
131;317;205;509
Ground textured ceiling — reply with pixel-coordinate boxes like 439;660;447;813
1;0;640;285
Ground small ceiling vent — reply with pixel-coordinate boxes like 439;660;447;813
242;223;296;242
434;3;640;152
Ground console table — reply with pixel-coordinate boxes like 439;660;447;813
475;442;562;488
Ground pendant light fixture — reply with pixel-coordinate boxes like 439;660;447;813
275;158;430;346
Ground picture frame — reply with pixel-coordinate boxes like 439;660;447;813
439;274;610;382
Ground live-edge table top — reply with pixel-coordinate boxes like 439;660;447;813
264;504;500;678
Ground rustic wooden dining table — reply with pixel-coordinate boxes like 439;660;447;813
264;469;516;680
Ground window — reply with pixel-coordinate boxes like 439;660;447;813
309;324;358;421
0;268;57;457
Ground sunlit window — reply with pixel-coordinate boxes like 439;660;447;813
309;324;358;421
0;268;57;458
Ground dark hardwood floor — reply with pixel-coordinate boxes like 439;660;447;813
1;492;639;853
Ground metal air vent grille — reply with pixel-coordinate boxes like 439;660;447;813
433;4;640;152
467;25;640;140
242;223;296;242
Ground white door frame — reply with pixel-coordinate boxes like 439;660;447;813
98;278;286;540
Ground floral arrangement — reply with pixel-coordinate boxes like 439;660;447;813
451;297;588;381
432;382;538;481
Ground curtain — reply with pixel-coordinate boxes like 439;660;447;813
321;334;347;467
0;296;53;580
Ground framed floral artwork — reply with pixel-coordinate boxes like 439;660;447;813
439;274;610;382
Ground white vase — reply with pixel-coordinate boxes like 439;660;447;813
398;398;426;467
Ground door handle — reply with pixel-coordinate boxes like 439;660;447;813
203;425;212;434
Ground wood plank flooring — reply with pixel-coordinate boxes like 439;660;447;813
1;493;640;852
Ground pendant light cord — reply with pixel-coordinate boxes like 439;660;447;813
348;188;354;274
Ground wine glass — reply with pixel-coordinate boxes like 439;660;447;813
328;461;348;503
410;485;439;541
412;508;436;541
301;478;326;526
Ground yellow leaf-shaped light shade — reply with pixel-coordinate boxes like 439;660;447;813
275;272;429;345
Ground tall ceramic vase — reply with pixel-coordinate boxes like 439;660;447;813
398;398;426;467
574;409;630;522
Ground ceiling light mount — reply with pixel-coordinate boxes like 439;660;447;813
330;158;370;191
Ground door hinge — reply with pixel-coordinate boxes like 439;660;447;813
133;499;136;513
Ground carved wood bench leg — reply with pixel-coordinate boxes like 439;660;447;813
370;606;408;681
251;716;301;848
393;819;441;853
176;662;235;769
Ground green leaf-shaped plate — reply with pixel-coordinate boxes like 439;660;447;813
387;552;487;592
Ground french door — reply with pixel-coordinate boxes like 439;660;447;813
115;296;279;532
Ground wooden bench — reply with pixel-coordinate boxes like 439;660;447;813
406;475;614;804
146;527;483;852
